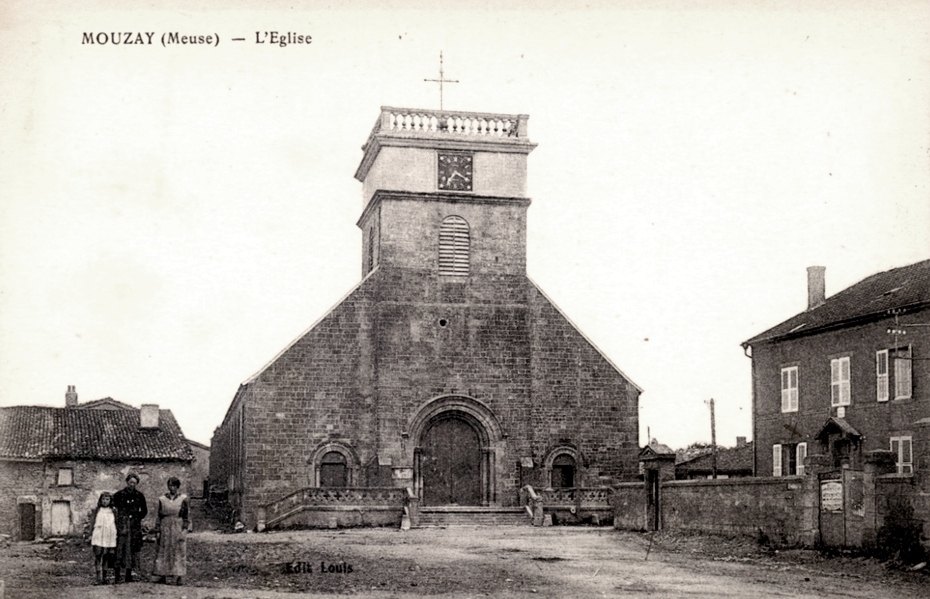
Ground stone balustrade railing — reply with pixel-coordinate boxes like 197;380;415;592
521;485;612;527
258;487;410;531
367;106;529;142
539;487;610;506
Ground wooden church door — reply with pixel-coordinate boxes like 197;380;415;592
421;417;481;506
319;451;348;488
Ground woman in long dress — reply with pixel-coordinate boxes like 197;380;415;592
153;477;191;585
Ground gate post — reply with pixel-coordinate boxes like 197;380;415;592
639;442;676;531
862;450;896;548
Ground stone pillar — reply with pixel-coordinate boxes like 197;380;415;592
520;486;545;526
862;450;897;547
641;453;676;531
404;488;420;528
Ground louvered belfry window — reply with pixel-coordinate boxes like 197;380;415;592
439;215;470;276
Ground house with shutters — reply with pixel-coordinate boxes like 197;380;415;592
0;387;194;540
210;106;642;529
742;260;930;481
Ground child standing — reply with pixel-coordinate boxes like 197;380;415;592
90;492;117;585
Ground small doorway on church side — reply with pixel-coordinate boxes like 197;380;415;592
421;416;482;506
319;451;348;488
551;454;576;488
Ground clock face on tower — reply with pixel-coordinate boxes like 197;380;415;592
437;152;474;191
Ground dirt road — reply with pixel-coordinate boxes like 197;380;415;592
1;526;925;598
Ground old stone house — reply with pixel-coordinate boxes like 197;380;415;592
742;260;929;480
0;387;194;540
211;106;642;529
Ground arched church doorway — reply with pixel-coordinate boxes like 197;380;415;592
420;414;482;506
551;454;576;488
319;451;348;488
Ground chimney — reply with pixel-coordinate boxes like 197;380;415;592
140;404;160;429
65;385;78;407
736;436;747;448
807;266;826;310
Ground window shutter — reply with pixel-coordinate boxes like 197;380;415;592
781;368;798;412
831;357;851;406
796;443;807;476
781;370;790;412
841;358;851;405
876;350;889;402
438;216;470;276
773;444;782;477
831;359;840;406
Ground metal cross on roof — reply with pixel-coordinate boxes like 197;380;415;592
424;51;459;111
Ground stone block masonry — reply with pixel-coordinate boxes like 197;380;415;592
210;106;642;529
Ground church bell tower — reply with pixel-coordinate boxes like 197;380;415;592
354;107;537;279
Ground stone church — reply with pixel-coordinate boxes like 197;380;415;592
211;107;641;528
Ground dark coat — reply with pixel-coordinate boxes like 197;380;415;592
112;487;147;564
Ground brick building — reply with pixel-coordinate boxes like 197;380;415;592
0;387;194;540
211;107;642;528
742;260;930;481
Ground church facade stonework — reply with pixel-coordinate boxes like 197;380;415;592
211;107;641;528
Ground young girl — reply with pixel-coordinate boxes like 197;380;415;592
90;492;117;584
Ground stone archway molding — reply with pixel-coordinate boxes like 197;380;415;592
407;395;505;507
406;394;505;445
543;445;584;489
307;441;361;487
543;445;583;471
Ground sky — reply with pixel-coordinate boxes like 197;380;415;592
1;1;928;449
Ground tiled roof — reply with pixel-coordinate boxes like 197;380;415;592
815;417;861;442
676;442;753;474
0;406;194;461
640;440;676;458
744;259;930;345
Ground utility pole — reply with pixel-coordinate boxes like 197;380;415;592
705;398;718;479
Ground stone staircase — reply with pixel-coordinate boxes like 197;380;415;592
417;506;531;527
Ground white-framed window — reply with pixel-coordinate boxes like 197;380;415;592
438;215;470;276
893;346;912;400
890;436;913;474
781;366;798;412
831;357;851;406
796;443;807;476
772;444;782;477
876;350;889;402
57;468;73;486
